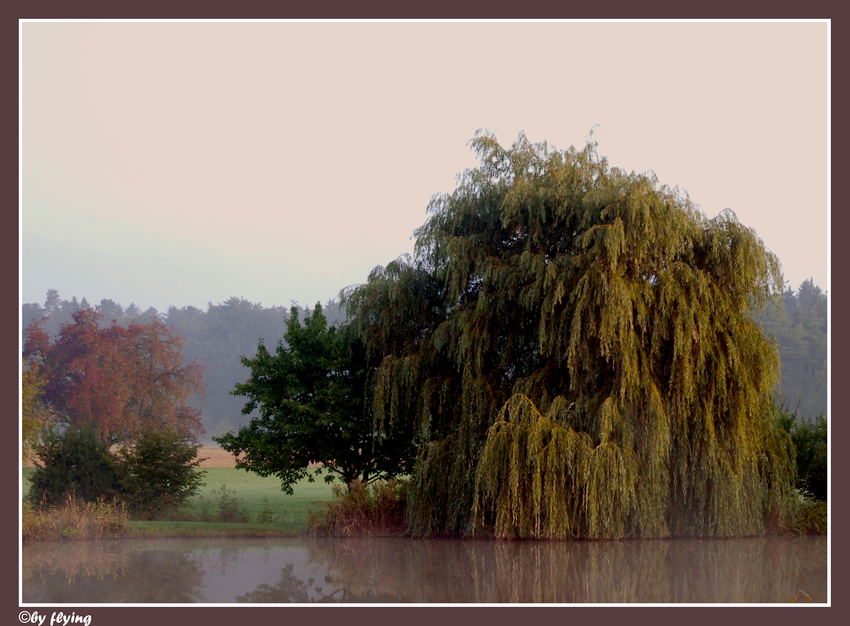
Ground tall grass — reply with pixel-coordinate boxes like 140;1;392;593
781;490;827;535
309;479;408;537
22;496;128;541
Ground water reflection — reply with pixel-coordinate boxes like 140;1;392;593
22;535;827;604
22;540;206;603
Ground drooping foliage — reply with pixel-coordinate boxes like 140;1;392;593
23;309;205;445
343;131;795;538
215;304;416;494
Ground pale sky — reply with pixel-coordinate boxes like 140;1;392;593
21;21;829;314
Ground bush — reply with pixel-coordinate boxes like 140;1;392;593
28;427;120;507
775;404;827;501
209;484;251;522
257;497;278;523
193;485;251;523
117;429;206;519
791;416;827;501
309;479;407;536
26;426;207;521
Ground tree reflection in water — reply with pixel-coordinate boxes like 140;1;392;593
242;536;827;603
22;535;827;603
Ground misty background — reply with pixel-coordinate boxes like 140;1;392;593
21;21;829;441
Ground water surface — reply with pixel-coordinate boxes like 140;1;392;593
22;535;827;604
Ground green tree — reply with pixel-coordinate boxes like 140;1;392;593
116;428;207;519
214;304;414;494
343;131;794;538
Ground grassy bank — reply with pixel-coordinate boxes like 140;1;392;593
22;460;826;541
23;465;337;539
126;521;302;538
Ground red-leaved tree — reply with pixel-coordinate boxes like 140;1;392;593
23;309;205;445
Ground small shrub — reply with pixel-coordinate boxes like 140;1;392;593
309;479;407;537
197;494;210;521
154;487;256;523
257;497;278;523
210;485;250;523
795;499;827;534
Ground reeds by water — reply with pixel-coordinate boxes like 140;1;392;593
22;496;128;541
309;479;407;537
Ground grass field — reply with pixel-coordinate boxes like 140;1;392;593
22;447;338;538
182;467;337;526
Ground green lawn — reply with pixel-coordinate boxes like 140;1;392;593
184;467;337;526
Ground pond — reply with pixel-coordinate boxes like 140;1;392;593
21;534;827;604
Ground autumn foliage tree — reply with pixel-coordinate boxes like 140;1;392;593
23;309;205;445
343;131;795;539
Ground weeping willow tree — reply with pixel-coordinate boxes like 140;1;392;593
343;131;794;538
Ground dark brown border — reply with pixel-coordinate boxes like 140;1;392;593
6;2;844;626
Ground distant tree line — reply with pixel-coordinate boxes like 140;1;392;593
21;280;825;446
22;290;347;440
755;278;828;421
